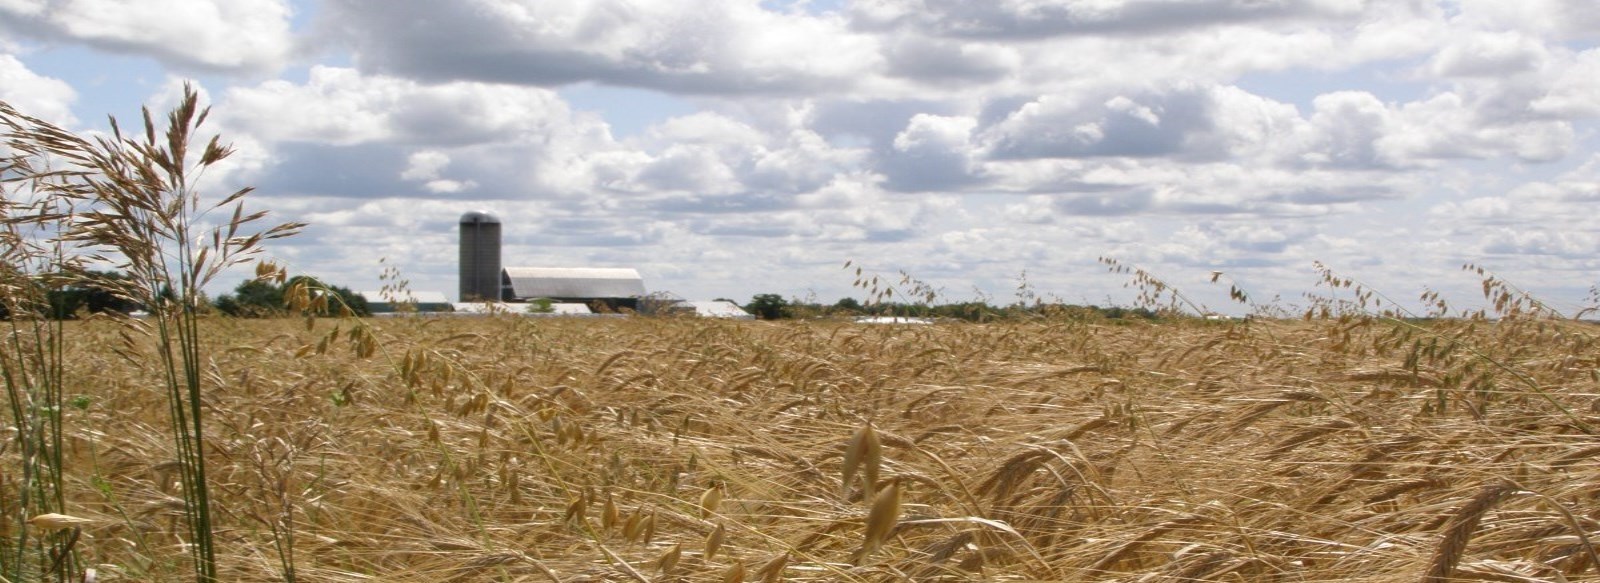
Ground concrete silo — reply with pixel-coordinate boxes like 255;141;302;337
458;211;503;302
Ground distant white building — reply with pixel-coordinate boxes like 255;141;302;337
450;302;595;316
501;267;646;311
637;293;754;319
685;300;754;319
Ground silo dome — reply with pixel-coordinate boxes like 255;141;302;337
459;211;503;302
460;211;500;225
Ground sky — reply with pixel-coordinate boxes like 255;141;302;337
2;0;1599;315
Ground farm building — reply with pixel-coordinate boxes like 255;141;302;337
450;302;596;316
643;299;753;319
686;300;753;319
501;267;646;312
359;290;453;313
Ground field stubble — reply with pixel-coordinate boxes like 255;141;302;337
13;313;1600;582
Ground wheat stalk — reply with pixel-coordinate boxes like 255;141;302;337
1423;481;1520;583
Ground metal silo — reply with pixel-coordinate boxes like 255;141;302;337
458;211;503;301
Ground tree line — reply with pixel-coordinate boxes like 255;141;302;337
739;293;1158;322
9;273;1154;322
1;272;368;320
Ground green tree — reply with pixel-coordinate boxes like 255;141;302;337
831;297;864;315
285;276;369;317
214;279;285;317
214;276;369;318
746;293;789;320
34;271;143;319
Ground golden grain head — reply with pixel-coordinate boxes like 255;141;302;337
705;521;727;561
756;552;789;583
699;484;724;518
855;478;902;565
842;422;881;497
28;513;93;530
722;561;746;583
657;543;681;574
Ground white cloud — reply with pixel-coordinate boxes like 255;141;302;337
1453;0;1600;40
1303;91;1398;168
400;150;450;182
641;112;768;151
221;66;600;146
0;53;75;125
210;67;626;204
0;0;44;16
320;0;882;94
0;0;293;72
636;144;742;194
398;150;478;193
423;179;475;194
979;82;1325;172
1391;92;1575;163
1432;154;1600;225
746;127;870;194
881;113;982;191
893;113;977;153
850;0;1367;38
1429;31;1548;78
1531;48;1600;117
882;35;1018;82
1479;228;1596;257
1002;195;1055;224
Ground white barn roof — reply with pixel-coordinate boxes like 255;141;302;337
450;302;593;315
687;301;753;319
502;267;646;299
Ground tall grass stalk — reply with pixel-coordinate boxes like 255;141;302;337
2;84;301;581
0;186;82;580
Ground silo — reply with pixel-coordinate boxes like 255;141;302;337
458;211;503;302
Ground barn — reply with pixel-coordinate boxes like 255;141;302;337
501;267;647;312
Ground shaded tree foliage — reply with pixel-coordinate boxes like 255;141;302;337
47;271;143;318
213;279;283;317
745;293;789;320
741;293;1161;322
0;270;143;320
213;276;369;318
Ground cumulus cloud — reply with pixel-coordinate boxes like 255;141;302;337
1425;154;1600;271
221;66;603;146
981;83;1315;165
882;113;982;191
0;53;75;125
318;0;881;94
850;0;1364;38
1479;229;1596;257
1530;48;1600;117
1452;0;1600;41
211;67;623;201
1433;154;1600;224
1302;91;1402;168
0;0;292;72
882;35;1018;82
576;107;873;210
399;150;478;194
1428;31;1548;78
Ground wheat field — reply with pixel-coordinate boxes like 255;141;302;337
4;310;1597;582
